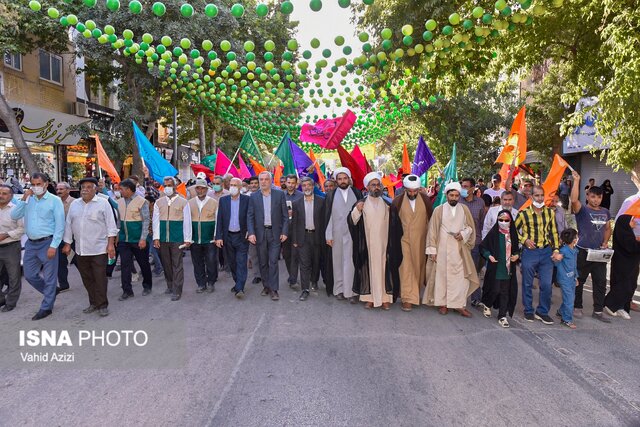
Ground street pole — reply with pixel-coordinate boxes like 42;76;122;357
172;105;178;168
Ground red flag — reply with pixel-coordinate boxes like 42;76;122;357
337;145;365;190
351;145;371;174
309;148;327;191
249;158;266;175
190;163;215;180
402;143;411;175
237;153;252;179
496;105;527;166
214;149;239;177
94;134;121;183
520;154;569;210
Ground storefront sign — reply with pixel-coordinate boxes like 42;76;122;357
0;102;90;146
562;97;609;154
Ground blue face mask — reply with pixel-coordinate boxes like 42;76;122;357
460;189;468;198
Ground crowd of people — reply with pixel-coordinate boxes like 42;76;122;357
0;166;638;328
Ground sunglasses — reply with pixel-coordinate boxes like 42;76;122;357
498;219;511;223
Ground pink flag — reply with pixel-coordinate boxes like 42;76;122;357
299;110;357;149
238;153;252;179
214;149;239;177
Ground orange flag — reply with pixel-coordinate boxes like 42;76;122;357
309;148;326;191
519;154;569;211
176;182;187;197
624;198;640;217
401;143;411;175
496;105;527;167
94;134;121;183
381;175;401;198
249;158;266;175
273;165;283;186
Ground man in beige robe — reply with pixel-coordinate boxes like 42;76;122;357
349;172;393;309
423;181;479;317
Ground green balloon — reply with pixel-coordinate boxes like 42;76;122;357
264;40;275;51
202;40;213;51
28;0;41;11
310;38;320;48
180;3;194;17
244;40;255;51
180;38;191;49
204;3;218;17
501;6;512;15
381;28;393;40
106;0;120;12
381;39;392;50
422;30;433;41
358;32;369;42
287;39;298;50
152;2;166;16
495;0;507;10
246;52;256;61
472;6;484;18
342;46;352;55
231;4;245;17
402;35;413;46
281;1;293;14
322;49;331;58
449;13;460;25
220;40;231;51
309;0;322;11
338;0;350;7
462;19;474;30
84;0;96;6
47;7;60;18
425;19;437;31
482;13;493;24
256;3;268;16
302;50;312;59
161;35;172;46
129;0;142;13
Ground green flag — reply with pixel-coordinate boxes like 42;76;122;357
274;131;296;175
239;130;264;164
434;143;458;208
201;154;216;170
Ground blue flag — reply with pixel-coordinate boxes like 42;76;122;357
133;121;178;183
412;135;437;176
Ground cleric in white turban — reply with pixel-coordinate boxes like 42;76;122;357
333;167;351;179
363;171;382;188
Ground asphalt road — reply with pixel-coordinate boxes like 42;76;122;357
0;255;639;427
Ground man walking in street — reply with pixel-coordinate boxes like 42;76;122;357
153;177;192;301
11;172;65;320
460;177;486;306
55;181;75;293
62;178;117;317
0;185;24;313
282;174;303;288
247;171;289;301
189;178;219;293
570;171;612;322
215;178;250;298
291;177;325;301
515;185;563;325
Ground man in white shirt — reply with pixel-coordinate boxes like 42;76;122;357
482;190;520;239
483;173;505;201
62;178;118;316
0;185;25;312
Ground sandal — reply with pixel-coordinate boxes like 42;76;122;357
481;303;491;318
561;320;577;329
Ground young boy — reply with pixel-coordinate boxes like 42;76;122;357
555;228;579;329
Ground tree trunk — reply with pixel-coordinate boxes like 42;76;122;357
210;129;217;154
198;114;206;157
0;93;39;174
631;160;640;190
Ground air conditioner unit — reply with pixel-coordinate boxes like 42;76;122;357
72;101;89;117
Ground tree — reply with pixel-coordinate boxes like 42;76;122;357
0;0;75;174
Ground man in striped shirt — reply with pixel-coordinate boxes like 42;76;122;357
515;185;563;325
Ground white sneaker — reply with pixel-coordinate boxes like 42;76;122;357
498;317;510;328
616;309;631;320
604;306;618;317
481;303;491;318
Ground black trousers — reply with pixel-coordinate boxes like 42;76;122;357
297;232;321;291
191;243;218;289
257;229;281;292
119;242;152;294
76;254;109;308
282;238;299;285
58;241;76;289
575;248;607;311
0;241;22;308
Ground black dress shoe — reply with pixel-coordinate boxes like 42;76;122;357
164;288;173;295
142;289;152;296
335;293;346;301
299;291;309;301
32;309;52;321
1;305;15;312
55;286;69;295
0;300;5;307
310;283;318;292
171;294;181;301
252;277;262;284
118;292;134;301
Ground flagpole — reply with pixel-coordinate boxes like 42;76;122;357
225;146;241;175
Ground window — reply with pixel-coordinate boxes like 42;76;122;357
3;52;21;71
39;50;62;85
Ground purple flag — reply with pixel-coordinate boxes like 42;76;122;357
289;140;316;179
412;135;436;176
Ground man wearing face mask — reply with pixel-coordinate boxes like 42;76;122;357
55;181;76;293
347;172;395;309
11;172;65;320
210;176;230;202
482;191;520;239
388;174;433;312
291;177;326;301
153;177;192;301
515;185;563;325
459;178;487;306
188;178;219;293
324;168;362;301
423;182;479;317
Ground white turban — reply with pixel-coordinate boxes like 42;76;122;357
444;181;462;194
403;174;421;190
363;172;382;188
334;167;351;179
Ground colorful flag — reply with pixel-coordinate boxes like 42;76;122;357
214;148;239;177
496;105;527;166
190;163;215;180
249;158;266;175
412;136;437;176
201;154;216;170
401;143;411;175
351;145;372;174
176;182;187;197
238;130;264;163
434;143;458;208
274;132;296;175
337;145;365;190
237;153;252;179
273;165;283;186
290;140;314;178
498;163;519;189
519;154;569;210
309;148;326;190
299;109;357;149
94;134;120;183
133;121;177;183
624;198;640;217
382;174;402;198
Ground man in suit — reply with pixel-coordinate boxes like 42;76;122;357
291;177;326;301
282;174;303;288
247;171;289;301
215;178;250;298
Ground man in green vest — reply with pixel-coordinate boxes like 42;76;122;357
153;177;192;301
188;179;218;293
116;179;153;300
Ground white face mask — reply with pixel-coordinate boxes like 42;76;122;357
32;186;46;196
304;189;313;196
532;201;545;209
164;187;174;197
498;221;510;231
114;191;121;199
229;187;239;196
